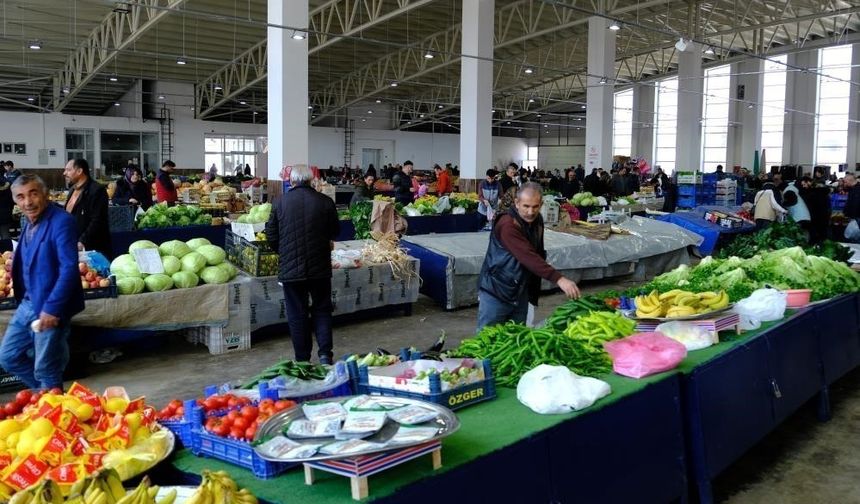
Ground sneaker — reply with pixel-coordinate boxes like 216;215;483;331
319;355;333;365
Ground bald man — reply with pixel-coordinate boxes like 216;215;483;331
477;182;580;331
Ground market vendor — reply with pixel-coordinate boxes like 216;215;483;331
350;173;376;206
434;164;452;195
63;158;111;256
0;174;84;390
392;161;415;205
477;183;581;331
112;166;153;210
265;165;340;364
155;159;178;205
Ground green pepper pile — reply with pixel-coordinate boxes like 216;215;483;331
241;360;329;389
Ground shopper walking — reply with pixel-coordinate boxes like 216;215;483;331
63;159;111;256
753;182;787;230
782;182;811;231
477;169;500;228
112;166;154;210
0;174;84;390
476;183;581;331
265;165;340;364
392;161;415;205
155;160;178;205
0;160;19;240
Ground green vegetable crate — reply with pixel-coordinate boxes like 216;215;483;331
354;359;496;411
225;230;279;277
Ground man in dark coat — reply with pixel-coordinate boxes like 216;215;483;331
392;161;415;205
799;176;831;245
266;165;340;364
63;159;111;256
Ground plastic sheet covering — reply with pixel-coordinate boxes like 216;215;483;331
598;216;703;264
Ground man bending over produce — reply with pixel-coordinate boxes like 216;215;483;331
477;182;580;331
0;174;84;389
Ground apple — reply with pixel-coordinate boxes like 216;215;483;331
98;279;110;288
85;271;96;282
78;262;88;274
81;280;89;289
89;281;100;289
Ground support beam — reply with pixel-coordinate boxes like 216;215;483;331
676;42;704;172
585;16;616;171
632;83;655;159
785;49;818;168
460;0;494;182
52;0;188;112
847;42;860;169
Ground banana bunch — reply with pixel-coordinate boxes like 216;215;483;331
9;471;177;504
635;289;729;318
182;470;257;504
8;480;63;504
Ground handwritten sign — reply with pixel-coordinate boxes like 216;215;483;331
132;248;164;274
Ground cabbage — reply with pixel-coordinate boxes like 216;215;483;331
171;271;199;289
116;277;145;295
161;256;181;276
143;274;174;292
200;266;231;284
216;262;237;280
158;240;191;258
180;252;207;273
129;240;158;252
186;238;211;251
110;254;142;278
197;244;226;265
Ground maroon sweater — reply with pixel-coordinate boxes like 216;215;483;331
494;214;562;283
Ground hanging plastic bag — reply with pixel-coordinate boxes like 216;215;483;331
655;321;715;351
516;364;611;414
433;196;451;214
733;287;787;330
452;206;466;215
604;332;687;379
845;219;860;242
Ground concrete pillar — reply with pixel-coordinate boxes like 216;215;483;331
731;59;764;171
267;0;309;180
785;50;818;170
585;16;616;171
676;43;703;171
459;0;494;182
632;83;655;160
847;43;860;170
726;62;741;169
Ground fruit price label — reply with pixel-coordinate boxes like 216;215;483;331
231;223;256;242
132;248;164;274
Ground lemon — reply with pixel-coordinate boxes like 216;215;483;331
38;394;62;407
28;418;54;439
124;412;142;431
62;396;82;411
0;419;22;440
16;432;34;457
74;403;94;422
104;397;129;414
32;436;49;455
6;431;20;448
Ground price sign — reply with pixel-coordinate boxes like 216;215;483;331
231;222;257;242
132;248;164;274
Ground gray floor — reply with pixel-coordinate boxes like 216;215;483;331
5;280;858;504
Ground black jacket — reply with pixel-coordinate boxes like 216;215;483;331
112;178;154;210
265;185;340;282
350;184;375;206
392;171;413;205
583;174;600;194
0;183;11;226
478;208;546;306
844;185;860;219
560;179;580;199
65;178;111;256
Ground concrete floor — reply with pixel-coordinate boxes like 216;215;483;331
3;280;858;504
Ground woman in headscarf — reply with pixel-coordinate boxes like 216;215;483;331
112;166;154;209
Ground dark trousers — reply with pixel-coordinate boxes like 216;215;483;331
282;280;334;362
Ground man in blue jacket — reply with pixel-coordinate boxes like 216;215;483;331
0;174;84;390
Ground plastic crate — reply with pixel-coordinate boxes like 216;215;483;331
82;276;118;300
832;194;847;211
677;196;697;208
0;297;17;311
355;359;496;411
191;428;295;479
108;205;135;232
540;198;560;224
225;230;278;277
677;173;702;184
159;398;199;448
185;325;251;355
677;184;699;197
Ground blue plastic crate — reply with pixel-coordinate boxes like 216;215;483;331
191;428;295;479
677;196;697;208
677;184;700;196
355;359;496;411
258;380;352;404
160;399;199;448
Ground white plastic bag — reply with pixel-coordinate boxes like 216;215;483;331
516;364;611;414
452;206;466;215
845;219;860;242
733;288;787;330
655;321;715;351
331;249;362;269
403;206;422;217
433;196;451;214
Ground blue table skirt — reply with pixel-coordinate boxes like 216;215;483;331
336;213;484;241
400;242;452;308
110;225;228;258
655;207;754;255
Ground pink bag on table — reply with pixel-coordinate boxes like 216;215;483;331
603;332;687;379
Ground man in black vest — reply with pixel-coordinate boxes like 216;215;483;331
477;183;580;331
265;165;340;364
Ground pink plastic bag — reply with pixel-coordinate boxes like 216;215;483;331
603;332;687;379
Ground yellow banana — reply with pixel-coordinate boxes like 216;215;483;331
658;289;684;301
155;488;177;504
233;490;258;504
104;470;127;503
697;291;717;300
9;489;34;504
90;491;107;504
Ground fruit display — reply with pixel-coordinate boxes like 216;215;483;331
202;399;295;442
0;251;13;299
155;394;252;422
0;383;172;499
136;204;212;230
233;203;271;225
110;239;237;295
634;289;730;319
79;262;112;291
344;353;399;367
225;233;277;278
182;469;259;504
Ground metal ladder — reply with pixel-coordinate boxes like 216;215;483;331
344;119;354;168
159;106;174;163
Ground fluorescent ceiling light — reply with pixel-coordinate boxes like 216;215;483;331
608;22;621;31
176;56;187;65
524;67;534;74
28;40;42;50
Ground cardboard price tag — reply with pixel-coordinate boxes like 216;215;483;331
231;222;257;242
132;248;164;275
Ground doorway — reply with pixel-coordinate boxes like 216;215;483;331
362;148;382;173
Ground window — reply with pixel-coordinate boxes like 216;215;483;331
758;55;788;168
613;89;634;156
524;146;538;170
653;77;678;173
100;131;159;176
65;129;94;164
204;134;263;176
701;65;730;172
815;45;853;170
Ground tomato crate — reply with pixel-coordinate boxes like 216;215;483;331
191;429;295;479
159;399;199;448
82;276;118;300
258;378;353;404
225;230;278;277
355;359;496;411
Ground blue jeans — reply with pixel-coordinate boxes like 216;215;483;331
0;300;70;390
476;289;529;333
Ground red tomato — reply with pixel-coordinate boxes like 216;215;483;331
204;418;219;431
0;410;6;420
168;399;183;409
165;403;178;415
232;417;249;431
203;397;220;412
274;400;295;411
4;402;18;416
175;406;184;417
158;407;173;419
15;390;32;407
227;398;239;408
240;405;258;420
245;425;257;440
49;387;62;395
226;410;240;422
259;399;274;408
230;426;245;439
213;423;229;437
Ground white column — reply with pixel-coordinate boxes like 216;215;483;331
268;0;309;179
785;50;818;170
459;0;494;182
676;43;703;171
632;83;655;159
739;59;764;171
726;62;741;169
585;16;615;171
846;43;860;170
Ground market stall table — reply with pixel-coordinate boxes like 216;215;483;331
111;224;228;259
335;213;483;241
653;205;754;255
